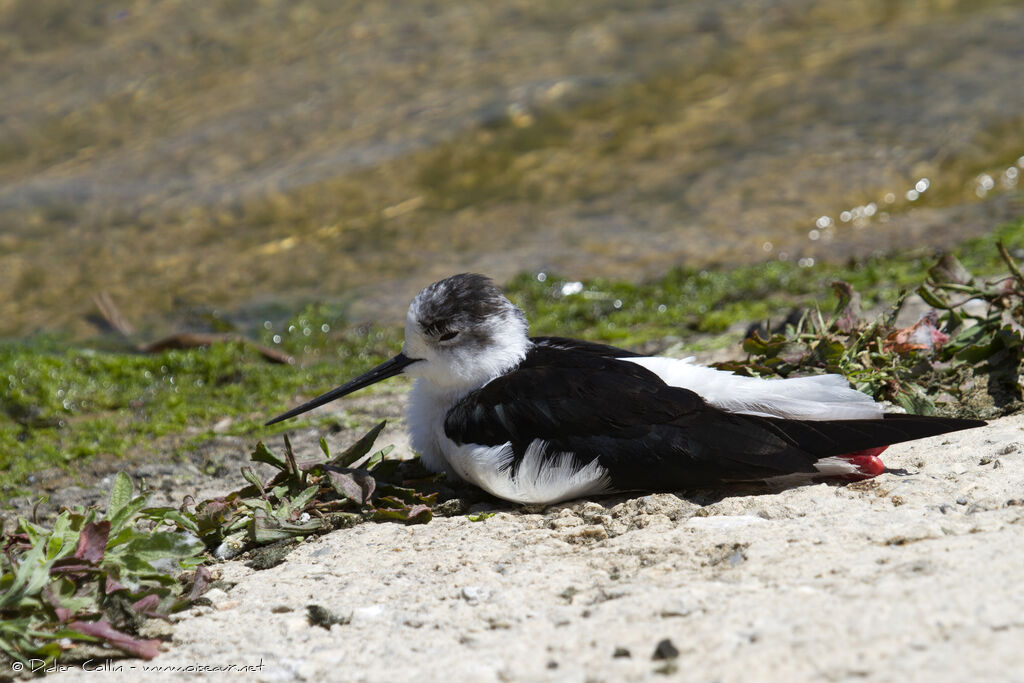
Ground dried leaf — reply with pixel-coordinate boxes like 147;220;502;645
884;311;948;354
928;253;974;286
1000;309;1024;338
830;281;862;333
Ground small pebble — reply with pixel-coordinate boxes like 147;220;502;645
652;638;680;660
613;647;632;658
956;497;968;505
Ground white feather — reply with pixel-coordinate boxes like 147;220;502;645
762;456;860;486
623;356;883;420
448;440;612;505
408;377;612;503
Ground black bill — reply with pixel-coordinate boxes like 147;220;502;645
265;352;418;426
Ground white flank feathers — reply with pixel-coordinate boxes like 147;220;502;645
449;440;612;505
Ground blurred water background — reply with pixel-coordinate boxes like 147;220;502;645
1;0;1022;338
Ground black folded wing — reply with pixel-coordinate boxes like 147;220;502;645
444;346;985;492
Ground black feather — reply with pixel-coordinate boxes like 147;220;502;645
529;336;642;358
445;345;985;491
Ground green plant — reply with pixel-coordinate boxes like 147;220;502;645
191;421;440;561
717;243;1024;418
0;473;206;665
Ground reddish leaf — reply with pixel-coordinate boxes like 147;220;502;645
74;521;110;563
194;498;233;532
106;575;128;595
187;565;212;601
884;311;948;354
51;559;100;575
68;620;162;659
42;587;74;623
131;594;170;621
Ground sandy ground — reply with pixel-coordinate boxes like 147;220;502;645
34;410;1024;683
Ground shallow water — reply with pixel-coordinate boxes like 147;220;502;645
0;0;1022;336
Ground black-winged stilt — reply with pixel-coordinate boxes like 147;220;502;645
267;274;984;504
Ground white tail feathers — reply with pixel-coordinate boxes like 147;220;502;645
624;356;884;420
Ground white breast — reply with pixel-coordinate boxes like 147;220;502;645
405;378;463;476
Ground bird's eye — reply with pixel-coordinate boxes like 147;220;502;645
438;330;459;342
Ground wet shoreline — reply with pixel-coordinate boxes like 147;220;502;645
1;0;1022;337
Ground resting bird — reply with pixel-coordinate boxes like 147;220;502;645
267;273;985;504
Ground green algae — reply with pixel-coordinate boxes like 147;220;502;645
1;315;402;497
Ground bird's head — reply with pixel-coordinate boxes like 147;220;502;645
265;273;530;425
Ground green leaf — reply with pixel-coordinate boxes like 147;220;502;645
165;511;201;535
371;504;432;525
250;508;325;544
364;445;396;472
916;284;949;309
0;542;53;609
291;484;320;511
108;492;153;536
241;466;267;494
45;527;67;561
330;421;387;468
251;441;287;471
116;531;205;565
107;471;134;523
895;386;936;416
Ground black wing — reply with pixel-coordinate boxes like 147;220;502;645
444;346;984;491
